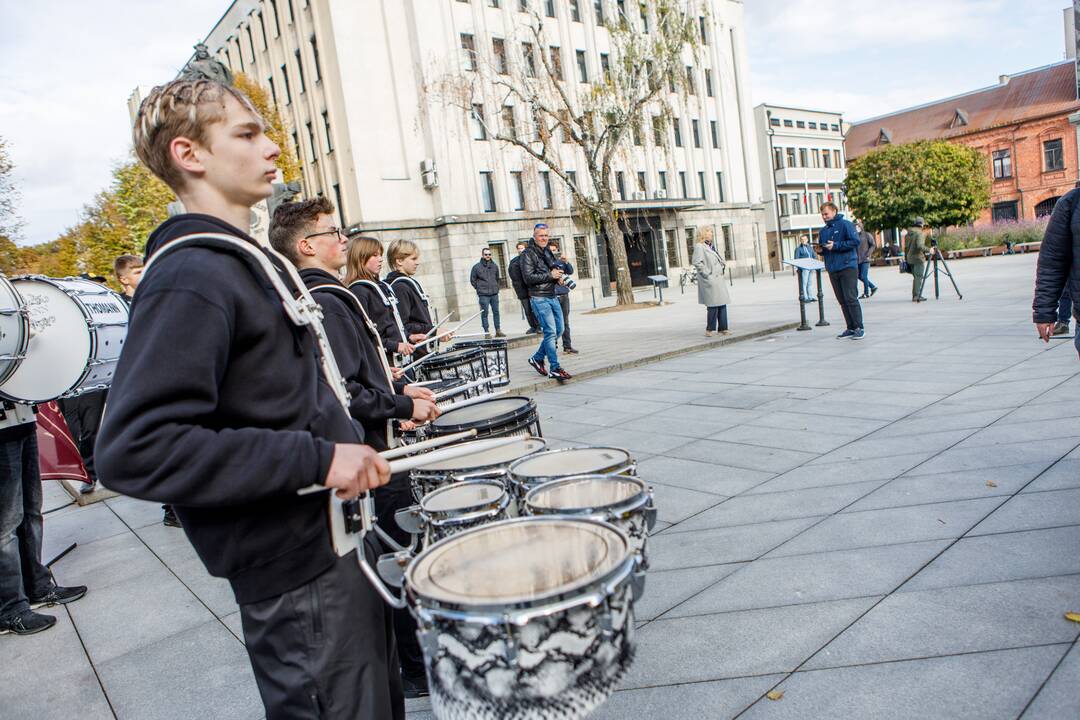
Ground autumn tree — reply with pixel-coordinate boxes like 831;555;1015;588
0;137;23;239
429;0;702;305
845;140;991;231
233;72;302;184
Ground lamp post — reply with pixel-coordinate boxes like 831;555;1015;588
765;109;785;268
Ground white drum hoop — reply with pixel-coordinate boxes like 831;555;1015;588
507;445;636;500
0;275;29;388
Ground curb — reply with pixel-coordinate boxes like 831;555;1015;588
506;321;801;395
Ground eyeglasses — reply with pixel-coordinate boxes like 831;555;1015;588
304;227;345;240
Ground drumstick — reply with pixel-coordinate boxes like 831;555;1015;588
410;334;446;352
399;351;440;374
380;429;476;460
432;375;500;400
438;389;509;412
448;332;489;340
296;435;520;495
423;312;454;338
450;309;483;333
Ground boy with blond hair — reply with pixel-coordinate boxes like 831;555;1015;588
112;254;143;300
95;79;403;719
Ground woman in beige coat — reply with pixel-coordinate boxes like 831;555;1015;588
692;227;732;336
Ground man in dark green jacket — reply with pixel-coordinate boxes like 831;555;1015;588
906;218;929;302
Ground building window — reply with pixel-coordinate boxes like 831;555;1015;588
679;171;688;198
698;171;705;200
685;66;696;95
310;35;322;81
699;16;707;44
1044;139;1064;171
992;201;1018;224
576;50;588;82
665;229;679;268
691;119;701;148
684;227;695;264
722;225;734;260
658;171;668;195
333;183;343;224
808;121;817;130
615;171;626;200
268;76;277;105
716;172;724;202
510;171;525;210
545;0;556;17
322;111;333;152
246;25;257;59
639;2;650;32
992;149;1011;179
519;0;528;9
779;194;788;216
796;120;805;129
480;172;497;212
471;104;488;140
540;171;553;208
830;124;840;131
783;119;793;127
594;0;604;22
636;171;646;192
770;117;781;127
653;116;664;145
773;147;783;170
705;69;713;97
522;42;537;77
549;46;563;80
786;147;796;167
489;0;500;6
570;0;581;21
600;53;610;80
791;193;802;215
502;106;517;139
1035;196;1060;218
306;121;318;160
268;0;281;35
488;241;509;288
281;64;291;105
798;148;808;167
574;235;593;278
493;38;508;74
822;150;832;169
461;34;477;70
294;50;306;93
632;118;642;146
673;117;682;147
292;130;301;161
833;149;842;168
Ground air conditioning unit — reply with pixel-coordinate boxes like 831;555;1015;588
653;189;667;199
420;158;438;189
631;191;646;201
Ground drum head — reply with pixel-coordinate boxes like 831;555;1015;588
527;476;645;512
432;396;534;432
407;517;629;606
425;347;483;369
512;447;633;479
416;437;546;472
422;480;504;513
2;279;92;402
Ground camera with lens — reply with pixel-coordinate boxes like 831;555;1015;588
560;277;577;290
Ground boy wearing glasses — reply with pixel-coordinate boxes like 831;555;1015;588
470;247;504;337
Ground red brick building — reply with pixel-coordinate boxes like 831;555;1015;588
845;60;1080;225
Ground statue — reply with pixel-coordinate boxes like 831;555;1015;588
180;42;233;86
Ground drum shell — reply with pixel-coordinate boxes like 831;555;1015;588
0;276;29;388
428;396;541;442
413;479;512;547
507;446;637;502
410;437;548;502
452;339;509;387
417;347;489;385
405;517;641;720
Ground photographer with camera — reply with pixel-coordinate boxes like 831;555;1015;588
548;240;579;355
523;224;573;381
905;217;929;303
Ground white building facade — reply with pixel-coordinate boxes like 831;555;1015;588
753;104;848;268
197;0;767;316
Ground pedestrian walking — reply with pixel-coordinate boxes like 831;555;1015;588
548;239;578;354
817;202;865;339
508;241;541;334
794;235;815;302
1053;288;1072;336
1035;187;1080;354
523;224;573;381
470;248;504;337
692;227;732;336
906;218;929;302
856;221;878;298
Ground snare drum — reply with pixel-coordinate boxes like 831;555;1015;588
1;277;129;402
396;479;511;547
419;347;490;385
0;276;28;388
507;446;636;501
524;474;657;566
452;338;509;387
410;436;547;502
422;376;485;402
406;517;643;720
427;396;541;442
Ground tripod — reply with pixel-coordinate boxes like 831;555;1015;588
920;244;962;300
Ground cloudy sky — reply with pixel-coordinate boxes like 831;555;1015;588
0;0;1072;246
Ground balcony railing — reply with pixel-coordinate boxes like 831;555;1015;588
774;167;847;186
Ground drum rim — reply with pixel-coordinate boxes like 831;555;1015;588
410;436;547;475
0;277;30;388
422;346;486;369
452;338;509;349
430;395;537;434
507;445;635;481
420;478;509;520
406;516;637;615
524;473;652;518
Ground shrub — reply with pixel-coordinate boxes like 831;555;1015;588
936;218;1048;251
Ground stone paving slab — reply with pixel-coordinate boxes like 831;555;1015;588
1023;641;1080;719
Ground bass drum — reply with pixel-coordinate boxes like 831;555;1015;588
0;277;129;402
0;275;29;387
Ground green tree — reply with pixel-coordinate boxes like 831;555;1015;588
0;137;23;239
0;235;20;274
845;140;991;231
233;72;302;184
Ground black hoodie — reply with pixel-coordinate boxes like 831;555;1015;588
95;213;361;604
300;267;412;451
386;271;433;359
349;279;407;360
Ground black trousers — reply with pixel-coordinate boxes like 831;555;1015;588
58;389;107;482
239;545;405;720
828;267;864;331
519;298;539;332
374;473;426;682
556;294;573;349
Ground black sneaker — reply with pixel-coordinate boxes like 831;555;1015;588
528;358;547;376
1052;322;1070;336
563;347;580;354
870;286;878;297
836;329;855;339
29;585;87;609
548;368;573;382
163;505;182;528
401;673;430;699
0;609;57;636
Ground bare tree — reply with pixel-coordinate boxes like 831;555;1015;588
429;0;701;305
0;137;23;239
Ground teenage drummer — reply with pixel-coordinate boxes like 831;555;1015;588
346;236;415;365
386;240;439;361
95;78;402;719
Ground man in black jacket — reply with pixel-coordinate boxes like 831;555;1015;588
1035;187;1080;356
95;79;402;719
523;224;573;380
508;241;540;334
470;248;504;337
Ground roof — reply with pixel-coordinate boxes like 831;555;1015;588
846;60;1080;159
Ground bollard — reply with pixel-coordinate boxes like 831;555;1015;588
591;286;597;309
796;271;811;331
814;269;830;327
751;265;755;283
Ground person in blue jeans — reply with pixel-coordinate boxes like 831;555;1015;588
794;235;815;302
855;221;878;298
521;224;573;381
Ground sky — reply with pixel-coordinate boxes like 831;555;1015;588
0;0;1073;246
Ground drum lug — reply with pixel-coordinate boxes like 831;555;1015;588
376;550;412;588
644;495;658;531
631;566;647;601
503;619;519;664
395;506;424;535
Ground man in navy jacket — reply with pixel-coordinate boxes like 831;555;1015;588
817;202;865;339
1034;187;1080;354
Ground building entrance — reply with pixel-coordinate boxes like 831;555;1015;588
604;215;664;289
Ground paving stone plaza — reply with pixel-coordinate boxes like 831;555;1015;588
4;253;1080;719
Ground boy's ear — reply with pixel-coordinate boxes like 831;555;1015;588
170;136;205;179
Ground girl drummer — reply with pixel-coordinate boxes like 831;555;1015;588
346;236;414;365
385;239;438;360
